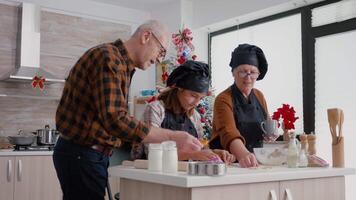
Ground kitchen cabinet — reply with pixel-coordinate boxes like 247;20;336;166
119;177;343;200
0;155;61;200
110;166;354;200
279;176;344;200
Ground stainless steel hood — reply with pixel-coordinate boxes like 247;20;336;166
7;2;64;83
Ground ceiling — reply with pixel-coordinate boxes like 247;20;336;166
90;0;180;11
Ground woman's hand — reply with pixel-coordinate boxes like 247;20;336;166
212;149;236;164
238;152;258;168
229;139;258;168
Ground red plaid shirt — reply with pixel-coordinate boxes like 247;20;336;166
56;39;150;148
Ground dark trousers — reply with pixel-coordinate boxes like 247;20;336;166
53;137;110;200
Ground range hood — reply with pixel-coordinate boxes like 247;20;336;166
7;3;64;83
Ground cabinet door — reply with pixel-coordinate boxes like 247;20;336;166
13;156;62;200
0;156;15;200
191;181;280;200
279;176;345;200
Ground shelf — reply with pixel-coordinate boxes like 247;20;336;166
0;93;60;100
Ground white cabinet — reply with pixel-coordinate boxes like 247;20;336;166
0;157;15;200
191;181;280;200
279;176;345;200
0;155;61;200
119;176;345;200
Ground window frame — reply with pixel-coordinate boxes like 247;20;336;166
208;0;356;133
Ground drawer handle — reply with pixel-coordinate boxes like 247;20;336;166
18;159;22;181
7;160;12;182
269;189;277;200
285;188;294;200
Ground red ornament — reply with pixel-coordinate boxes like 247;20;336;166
200;117;206;123
161;72;169;82
192;55;197;60
198;107;206;114
146;96;157;103
32;76;46;90
177;55;186;64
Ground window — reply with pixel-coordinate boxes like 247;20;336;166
210;14;304;133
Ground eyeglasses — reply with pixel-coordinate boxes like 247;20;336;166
151;32;167;62
237;71;260;79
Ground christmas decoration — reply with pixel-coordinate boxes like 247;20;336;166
196;90;215;139
31;76;46;90
172;27;197;63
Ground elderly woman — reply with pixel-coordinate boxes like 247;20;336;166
210;44;271;168
132;60;235;163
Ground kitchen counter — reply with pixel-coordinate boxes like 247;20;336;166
0;150;53;156
109;165;354;188
109;165;355;200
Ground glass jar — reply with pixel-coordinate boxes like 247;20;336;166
148;143;163;172
162;141;178;173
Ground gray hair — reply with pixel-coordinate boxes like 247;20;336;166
133;20;169;39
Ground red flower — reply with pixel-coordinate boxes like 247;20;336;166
272;104;299;131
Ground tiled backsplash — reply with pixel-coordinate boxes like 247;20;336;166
0;82;63;135
0;2;131;136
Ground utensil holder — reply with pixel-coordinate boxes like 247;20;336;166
332;136;344;168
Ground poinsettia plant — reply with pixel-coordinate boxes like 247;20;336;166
272;104;299;131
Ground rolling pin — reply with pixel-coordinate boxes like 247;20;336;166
122;159;188;172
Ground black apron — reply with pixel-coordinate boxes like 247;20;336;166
161;110;198;138
231;84;267;152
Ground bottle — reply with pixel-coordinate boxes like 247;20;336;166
287;132;299;168
148;143;163;172
299;133;308;153
298;133;309;167
162;141;178;173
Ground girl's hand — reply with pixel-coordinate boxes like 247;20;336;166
212;149;236;164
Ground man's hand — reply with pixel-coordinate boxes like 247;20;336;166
180;149;220;161
169;130;203;152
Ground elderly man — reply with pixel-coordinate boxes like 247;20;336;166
53;20;202;200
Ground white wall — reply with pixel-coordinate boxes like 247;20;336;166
5;0;150;25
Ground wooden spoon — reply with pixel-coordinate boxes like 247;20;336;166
338;109;344;143
327;108;340;144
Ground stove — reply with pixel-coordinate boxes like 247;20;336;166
14;145;54;151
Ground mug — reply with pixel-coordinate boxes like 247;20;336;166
261;119;278;135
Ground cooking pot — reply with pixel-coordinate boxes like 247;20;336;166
8;130;36;146
36;125;60;145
